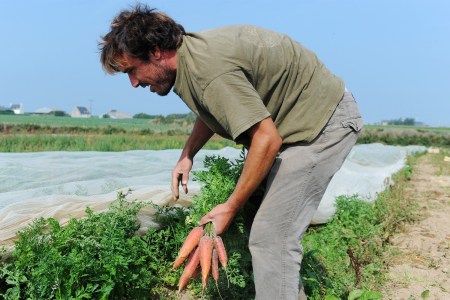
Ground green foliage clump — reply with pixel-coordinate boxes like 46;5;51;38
0;191;156;299
302;196;384;299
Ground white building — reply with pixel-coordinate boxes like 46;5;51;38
101;109;132;119
71;106;91;118
10;103;24;114
35;107;55;114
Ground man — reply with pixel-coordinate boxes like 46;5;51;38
100;4;362;299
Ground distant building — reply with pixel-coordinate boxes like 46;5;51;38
10;103;24;114
101;109;132;119
71;106;91;118
35;107;55;114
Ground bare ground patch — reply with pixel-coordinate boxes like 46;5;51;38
382;151;450;300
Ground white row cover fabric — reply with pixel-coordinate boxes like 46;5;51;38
0;144;425;247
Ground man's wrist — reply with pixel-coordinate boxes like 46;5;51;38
225;196;244;214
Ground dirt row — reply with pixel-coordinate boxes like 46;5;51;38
382;150;450;300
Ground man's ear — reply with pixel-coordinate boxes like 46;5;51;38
150;47;161;60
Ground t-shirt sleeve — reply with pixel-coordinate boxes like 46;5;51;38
201;70;271;141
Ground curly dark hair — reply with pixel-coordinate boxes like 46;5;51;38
99;3;185;74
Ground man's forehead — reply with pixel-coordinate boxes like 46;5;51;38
114;53;131;70
114;54;145;71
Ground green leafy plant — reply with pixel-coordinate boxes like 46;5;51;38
0;190;156;299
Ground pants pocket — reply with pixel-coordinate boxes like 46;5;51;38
341;116;363;133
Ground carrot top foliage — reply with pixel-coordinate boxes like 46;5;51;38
0;191;157;299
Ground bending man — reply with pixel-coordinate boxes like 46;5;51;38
99;4;363;299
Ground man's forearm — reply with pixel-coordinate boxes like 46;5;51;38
180;117;214;160
226;118;282;212
197;117;281;234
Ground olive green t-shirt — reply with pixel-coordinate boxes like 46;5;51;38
173;25;344;145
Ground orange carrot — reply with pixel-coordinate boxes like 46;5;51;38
173;226;204;269
199;235;214;288
211;248;219;281
192;264;201;279
213;236;228;270
177;246;200;293
211;247;225;300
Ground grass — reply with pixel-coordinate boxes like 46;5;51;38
0;134;237;152
357;126;450;147
0;115;190;132
429;147;450;176
366;124;450;133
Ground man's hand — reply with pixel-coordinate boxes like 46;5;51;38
171;157;193;200
171;118;214;200
199;203;238;235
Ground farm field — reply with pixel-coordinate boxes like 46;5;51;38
367;124;450;133
1;114;449;152
0;114;191;132
2;114;449;133
0;114;238;152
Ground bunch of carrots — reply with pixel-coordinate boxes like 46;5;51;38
173;222;228;294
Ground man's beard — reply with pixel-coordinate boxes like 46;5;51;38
154;65;176;96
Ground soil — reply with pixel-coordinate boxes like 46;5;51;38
382;151;450;300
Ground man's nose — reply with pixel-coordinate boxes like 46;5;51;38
128;74;139;88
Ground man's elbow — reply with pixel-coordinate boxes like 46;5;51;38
269;134;282;156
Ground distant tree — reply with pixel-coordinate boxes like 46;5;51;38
383;118;417;126
133;113;164;119
165;112;196;121
52;110;68;117
403;118;415;126
0;109;14;115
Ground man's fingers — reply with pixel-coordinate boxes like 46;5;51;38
171;172;181;200
198;214;211;226
181;169;189;194
181;183;188;194
172;170;190;200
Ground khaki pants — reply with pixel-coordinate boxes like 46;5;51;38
249;92;363;300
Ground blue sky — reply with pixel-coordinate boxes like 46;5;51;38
1;0;449;126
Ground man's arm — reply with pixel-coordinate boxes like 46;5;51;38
172;117;214;200
199;117;282;234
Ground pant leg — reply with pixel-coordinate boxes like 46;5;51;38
249;92;363;300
